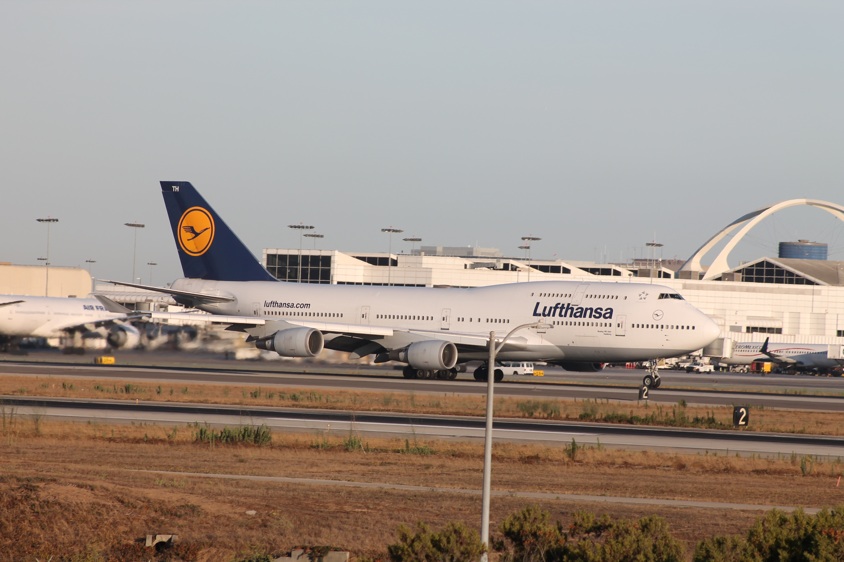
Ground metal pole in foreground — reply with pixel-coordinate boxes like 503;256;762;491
480;330;496;562
480;322;550;561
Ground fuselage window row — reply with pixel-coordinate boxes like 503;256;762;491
265;311;344;318
631;323;697;331
375;315;435;321
536;293;619;300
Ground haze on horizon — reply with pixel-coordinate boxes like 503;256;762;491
1;2;843;285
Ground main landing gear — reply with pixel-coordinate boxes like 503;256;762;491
472;364;503;383
642;360;662;389
402;366;458;380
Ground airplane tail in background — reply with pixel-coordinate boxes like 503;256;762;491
160;181;277;282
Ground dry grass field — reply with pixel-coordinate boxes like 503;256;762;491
2;372;844;561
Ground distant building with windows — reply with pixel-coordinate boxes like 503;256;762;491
262;199;844;353
260;245;844;346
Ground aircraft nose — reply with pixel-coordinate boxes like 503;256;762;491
698;313;720;346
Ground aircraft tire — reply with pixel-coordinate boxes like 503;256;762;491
643;374;654;388
494;369;504;383
402;366;417;379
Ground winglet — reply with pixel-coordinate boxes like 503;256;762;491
160;182;276;282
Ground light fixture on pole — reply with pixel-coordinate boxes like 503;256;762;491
146;261;157;285
304;232;324;249
480;321;551;561
125;222;145;282
403;236;422;254
520;235;541;281
36;217;58;296
288;223;314;282
381;227;403;286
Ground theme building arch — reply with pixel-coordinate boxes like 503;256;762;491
678;199;844;281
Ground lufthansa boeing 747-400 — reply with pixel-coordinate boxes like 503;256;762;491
108;181;720;388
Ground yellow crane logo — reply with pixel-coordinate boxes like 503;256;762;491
177;207;215;256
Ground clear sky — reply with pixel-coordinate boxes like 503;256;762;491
2;1;843;285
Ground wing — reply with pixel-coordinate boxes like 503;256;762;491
145;309;507;359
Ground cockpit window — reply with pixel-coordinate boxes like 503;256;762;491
658;293;684;300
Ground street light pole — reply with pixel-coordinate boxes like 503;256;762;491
36;217;58;296
518;244;530;282
288;223;314;282
125;222;145;282
480;321;550;561
381;227;403;286
85;259;96;291
520;235;541;282
147;261;157;285
646;240;663;277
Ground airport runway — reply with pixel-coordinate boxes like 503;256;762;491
2;395;843;458
1;351;844;412
1;350;844;458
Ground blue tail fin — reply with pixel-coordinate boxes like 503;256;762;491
160;181;276;282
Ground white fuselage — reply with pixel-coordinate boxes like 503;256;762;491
171;278;720;363
0;295;125;338
721;341;841;370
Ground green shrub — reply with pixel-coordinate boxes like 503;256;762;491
695;507;844;561
192;423;272;446
566;512;685;562
497;504;567;562
387;521;484;561
497;507;684;562
517;401;541;418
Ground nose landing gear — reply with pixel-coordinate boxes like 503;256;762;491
643;360;662;388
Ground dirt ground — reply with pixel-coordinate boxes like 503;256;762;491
2;369;844;561
2;415;844;562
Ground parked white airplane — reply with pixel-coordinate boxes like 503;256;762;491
0;294;140;351
108;181;720;388
716;337;844;374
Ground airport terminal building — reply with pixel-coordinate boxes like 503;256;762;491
6;198;844;359
263;199;844;357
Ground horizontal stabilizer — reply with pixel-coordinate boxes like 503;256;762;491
103;279;235;305
92;294;132;314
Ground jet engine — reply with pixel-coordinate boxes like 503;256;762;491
255;327;324;357
392;340;458;370
105;324;141;349
555;361;605;372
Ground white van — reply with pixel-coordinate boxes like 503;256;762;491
500;362;535;376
